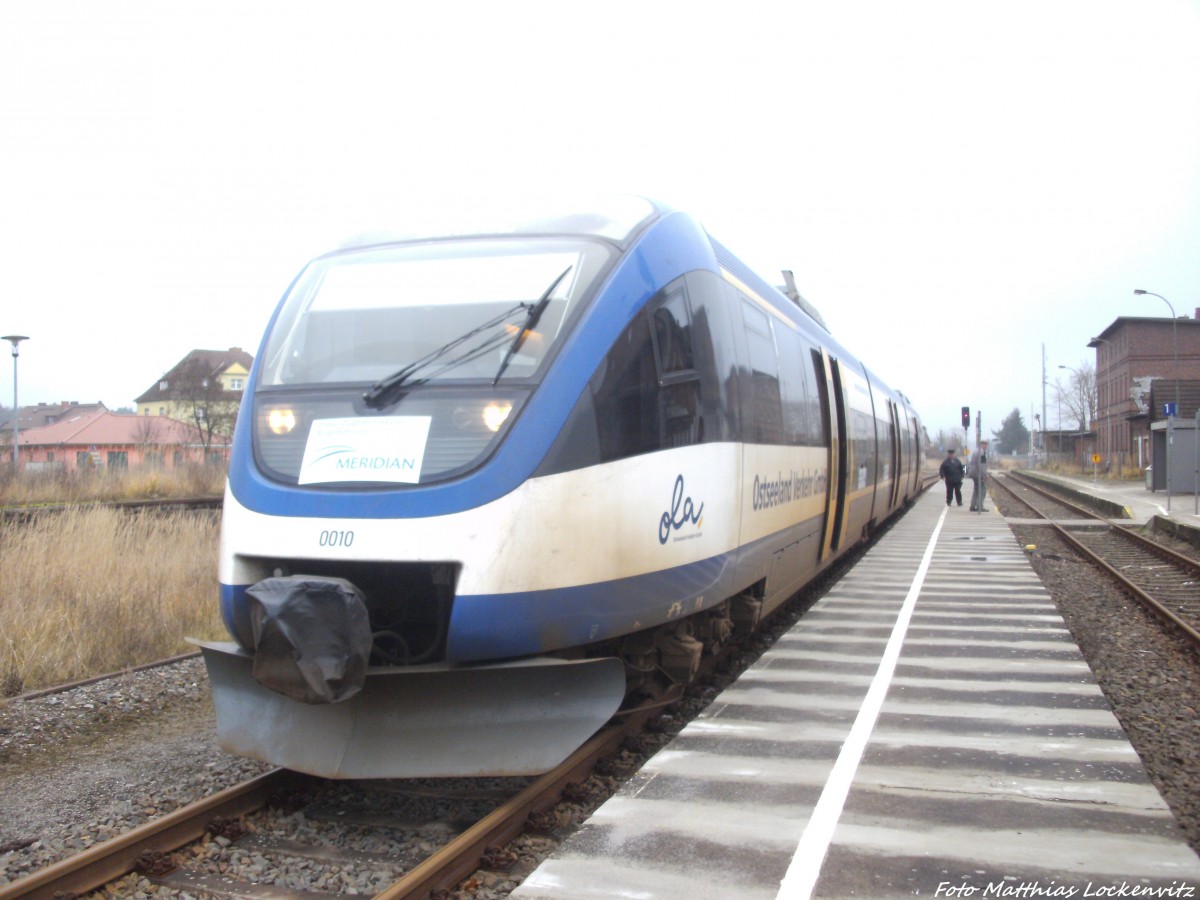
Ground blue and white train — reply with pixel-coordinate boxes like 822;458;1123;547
196;197;926;779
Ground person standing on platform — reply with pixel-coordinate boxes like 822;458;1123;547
939;447;965;506
968;439;990;511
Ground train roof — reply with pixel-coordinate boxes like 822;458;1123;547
333;196;664;252
327;197;829;331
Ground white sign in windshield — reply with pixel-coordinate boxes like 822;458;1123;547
298;416;432;484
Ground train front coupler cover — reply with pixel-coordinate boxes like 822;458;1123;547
242;575;372;704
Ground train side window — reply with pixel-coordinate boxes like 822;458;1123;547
651;290;695;373
741;299;784;444
591;312;660;461
683;270;737;443
650;288;703;448
775;328;813;446
540;275;726;473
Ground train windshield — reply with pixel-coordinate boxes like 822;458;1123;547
259;237;615;388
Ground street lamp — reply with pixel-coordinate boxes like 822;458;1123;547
1134;290;1181;416
1041;343;1048;467
1134;290;1179;510
2;335;28;473
1089;336;1114;473
1132;292;1180;511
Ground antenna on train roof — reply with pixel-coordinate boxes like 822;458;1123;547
780;270;802;306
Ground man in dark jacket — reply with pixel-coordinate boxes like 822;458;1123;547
939;448;965;506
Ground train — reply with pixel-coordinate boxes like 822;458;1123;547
195;197;926;779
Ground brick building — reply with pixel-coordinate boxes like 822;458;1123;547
1089;310;1200;474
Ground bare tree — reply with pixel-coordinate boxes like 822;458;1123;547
1054;361;1096;432
131;415;161;445
932;428;962;451
169;358;239;454
131;415;164;468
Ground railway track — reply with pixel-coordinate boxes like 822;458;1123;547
0;769;298;900
0;496;221;525
2;482;934;897
0;701;664;899
1;620;798;897
992;472;1200;654
997;470;1118;521
8;651;201;702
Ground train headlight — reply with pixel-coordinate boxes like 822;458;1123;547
266;407;297;435
483;402;512;432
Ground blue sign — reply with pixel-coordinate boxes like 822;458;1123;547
1163;402;1178;417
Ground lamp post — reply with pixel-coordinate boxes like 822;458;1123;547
1056;387;1062;459
1089;336;1114;475
2;335;28;473
1134;290;1179;511
1041;343;1048;467
1060;363;1101;481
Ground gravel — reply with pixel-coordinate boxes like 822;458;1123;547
2;503;1198;894
1004;517;1200;856
0;656;271;884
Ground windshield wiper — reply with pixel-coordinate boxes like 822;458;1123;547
362;303;528;409
492;266;573;385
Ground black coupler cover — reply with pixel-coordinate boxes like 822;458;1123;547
246;576;372;704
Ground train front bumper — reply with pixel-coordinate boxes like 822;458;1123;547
193;640;626;779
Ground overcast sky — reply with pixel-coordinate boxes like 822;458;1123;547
2;0;1198;443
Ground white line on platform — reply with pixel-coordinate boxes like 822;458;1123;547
776;505;948;900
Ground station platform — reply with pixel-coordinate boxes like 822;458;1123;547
1014;468;1200;527
512;489;1200;899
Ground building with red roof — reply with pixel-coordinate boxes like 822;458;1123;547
12;409;229;472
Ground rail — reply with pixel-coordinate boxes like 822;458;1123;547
0;770;299;900
991;474;1200;655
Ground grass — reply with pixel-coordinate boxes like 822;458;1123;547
0;505;226;695
1027;459;1145;482
0;464;226;507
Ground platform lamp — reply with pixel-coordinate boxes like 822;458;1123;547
1134;290;1179;511
1057;364;1081;469
1089;336;1113;474
2;335;28;473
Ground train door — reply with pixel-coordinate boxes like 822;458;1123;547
814;348;849;561
888;400;902;509
910;412;923;497
898;403;916;501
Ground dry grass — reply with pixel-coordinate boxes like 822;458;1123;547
1036;459;1145;482
0;507;226;695
0;464;225;507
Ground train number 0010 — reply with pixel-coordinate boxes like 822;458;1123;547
318;529;355;547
